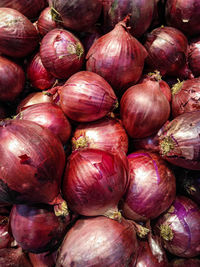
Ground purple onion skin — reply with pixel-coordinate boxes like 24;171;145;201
102;0;155;38
155;196;200;258
189;37;200;77
165;0;200;37
56;216;138;267
0;119;65;205
40;29;84;79
171;258;200;267
122;151;176;221
0;215;13;249
171;78;200;118
0;247;32;267
158;111;200;170
0;8;39;58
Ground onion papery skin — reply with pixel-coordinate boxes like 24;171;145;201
158;111;200;170
0;119;65;205
40;28;84;79
154;196;200;258
0;247;32;267
27;53;56;90
56;216;138;267
122;151;176;221
188;37;200;77
102;0;155;38
16;102;71;145
171;78;200;118
144;26;192;79
171;258;200;267
29;251;56;267
72;117;128;154
49;0;102;32
62;148;129;218
0;56;25;102
59;71;118;122
120;79;170;138
0;215;13;249
37;7;61;37
0;0;47;20
165;0;200;37
10;204;70;253
86;19;147;95
0;8;39;58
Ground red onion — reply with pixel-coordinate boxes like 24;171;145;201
27;53;56;90
171;78;200;118
0;247;32;267
165;0;200;37
171;258;200;267
29;251;56;267
102;0;155;38
144;26;193;79
79;26;102;54
16;102;71;145
62;148;129;220
154;196;200;258
72;117;128;154
86;17;147;95
122;151;176;221
56;216;138;266
120;79;170;138
10;204;70;253
49;0;102;32
0;215;13;249
0;119;65;206
59;71;118;122
0;56;25;102
158;111;200;170
0;8;39;58
40;29;84;79
188;37;200;77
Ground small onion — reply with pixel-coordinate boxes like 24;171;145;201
29;251;56;267
0;8;39;58
154;196;200;258
0;215;13;249
40;29;84;79
72;117;128;154
171;258;200;267
27;53;56;90
62;148;129;219
120;79;170;138
122;151;176;221
86;17;147;94
0;56;25;102
0;247;32;267
59;71;118;122
188;37;200;77
56;216;138;267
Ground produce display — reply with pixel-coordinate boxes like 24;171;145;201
0;0;200;266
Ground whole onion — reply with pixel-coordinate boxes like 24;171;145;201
0;247;32;267
27;53;56;90
86;17;147;94
16;102;71;145
102;0;155;38
62;148;129;220
144;26;193;79
0;119;65;206
0;215;13;249
10;204;70;253
171;78;200;118
29;251;56;267
158;111;200;170
188;37;200;77
122;151;176;221
165;0;200;37
49;0;102;32
0;8;39;58
72;117;128;154
154;196;200;258
40;28;84;79
171;258;200;267
59;71;118;122
120;79;170;138
0;56;25;102
56;216;138;267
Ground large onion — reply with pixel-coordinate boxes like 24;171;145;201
0;8;39;58
86;17;147;94
56;216;138;267
188;37;200;77
59;71;118;122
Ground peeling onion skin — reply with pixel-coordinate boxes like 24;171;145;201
122;151;176;222
0;119;65;205
56;216;138;267
188;37;200;77
171;258;200;267
154;196;200;258
158;111;200;170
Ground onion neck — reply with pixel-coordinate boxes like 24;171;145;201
72;136;88;150
171;79;183;95
160;136;175;156
76;43;84;59
160;224;173;241
148;70;162;81
50;7;62;23
104;207;122;222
